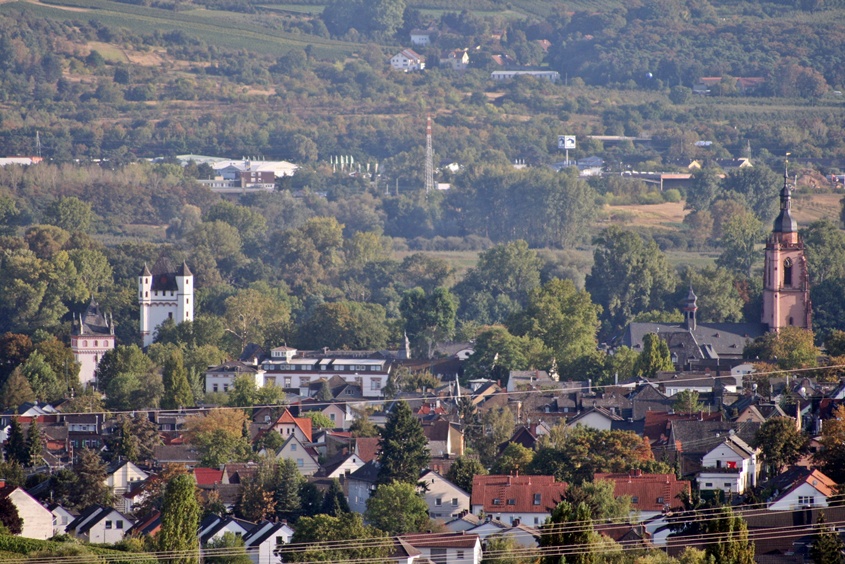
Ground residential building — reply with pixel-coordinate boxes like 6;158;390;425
390;49;425;71
419;469;470;522
274;434;320;476
566;406;623;431
71;298;115;388
471;475;568;527
198;514;251;544
243;520;295;564
697;433;760;496
347;460;380;514
765;467;836;511
762;166;811;331
139;257;193;348
440;50;469;71
261;351;393;399
409;30;433;46
269;408;313;443
205;361;266;394
421;420;464;457
594;471;690;520
66;505;134;544
0;480;54;540
105;460;149;498
398;532;481;564
50;504;76;537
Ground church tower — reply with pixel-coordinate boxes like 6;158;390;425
139;257;193;347
761;165;811;331
71;298;116;389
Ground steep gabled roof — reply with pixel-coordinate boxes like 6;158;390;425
273;408;313;442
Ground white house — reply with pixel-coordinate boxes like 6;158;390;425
347;460;380;515
0;482;54;540
440;50;469;71
66;505;134;544
471;475;568;528
409;30;433;46
243;520;295;564
491;70;560;82
261;353;393;399
566;407;623;431
390;49;425;71
198;515;251;545
419;469;470;522
50;504;76;537
697;434;759;496
275;434;320;476
105;460;149;498
467;520;540;547
319;451;365;479
205;361;266;394
399;532;481;564
766;467;836;511
139;258;193;348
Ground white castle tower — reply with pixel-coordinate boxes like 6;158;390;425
139;257;194;347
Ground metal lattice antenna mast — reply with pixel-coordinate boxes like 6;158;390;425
35;131;42;159
424;114;434;193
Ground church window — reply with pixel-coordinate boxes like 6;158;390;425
168;312;173;319
83;340;88;347
789;317;794;326
145;291;149;297
94;340;98;346
784;258;793;287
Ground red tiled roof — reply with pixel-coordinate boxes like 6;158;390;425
354;437;381;463
193;467;223;486
471;475;567;514
273;409;313;442
594;471;691;512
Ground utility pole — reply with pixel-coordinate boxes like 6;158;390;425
424;114;434;193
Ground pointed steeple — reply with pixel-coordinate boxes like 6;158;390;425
773;159;797;233
683;286;698;331
140;262;151;277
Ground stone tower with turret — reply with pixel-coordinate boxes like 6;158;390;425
761;165;811;331
139;257;193;347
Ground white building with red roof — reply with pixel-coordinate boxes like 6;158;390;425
470;475;567;527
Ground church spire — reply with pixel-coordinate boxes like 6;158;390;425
773;157;797;233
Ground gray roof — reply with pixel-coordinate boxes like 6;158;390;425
622;322;766;360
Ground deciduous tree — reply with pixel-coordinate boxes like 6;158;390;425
446;456;487;494
365;481;429;535
158;473;201;564
753;416;808;476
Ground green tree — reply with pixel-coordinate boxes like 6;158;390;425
365;481;430;535
223;287;292;355
685;166;723;212
716;208;764;278
162;349;194;409
704;506;755;564
0;495;23;535
400;286;458;358
752;416;808;476
673;390;705;413
303;411;334;429
0;367;35;410
680;267;745;323
205;531;252;564
296;301;389;351
446;456;487;494
377;400;430;485
275;459;304;522
74;448;113;509
633;333;674;378
461;326;551;385
562;479;633;521
158;473;201;564
809;512;845;564
3;419;28;466
112;414;140;463
586;228;677;338
802;219;845;283
349;412;379;438
744;326;818;369
541;500;598;564
27;418;43;467
452;240;543;324
814;405;845;482
21;350;64;402
226;374;259;408
315;380;333;402
722;166;781;224
482;535;541;564
44;196;94;233
491;442;535;476
321;479;350;516
279;513;391;563
508;278;601;375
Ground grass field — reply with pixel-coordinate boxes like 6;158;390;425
0;0;362;58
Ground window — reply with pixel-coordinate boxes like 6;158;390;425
705;482;713;488
276;536;284;546
452;498;458;506
632;496;639;504
301;377;310;386
105;521;113;529
116;520;123;529
457;550;465;559
799;496;815;506
296;458;304;467
213;384;218;392
493;498;501;505
784;258;793;287
724;483;732;488
533;493;542;505
657;497;665;504
507;498;516;505
371;378;382;391
290;443;297;452
168;312;173;319
330;413;336;422
223;383;229;392
435;498;442;506
284;377;291;387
